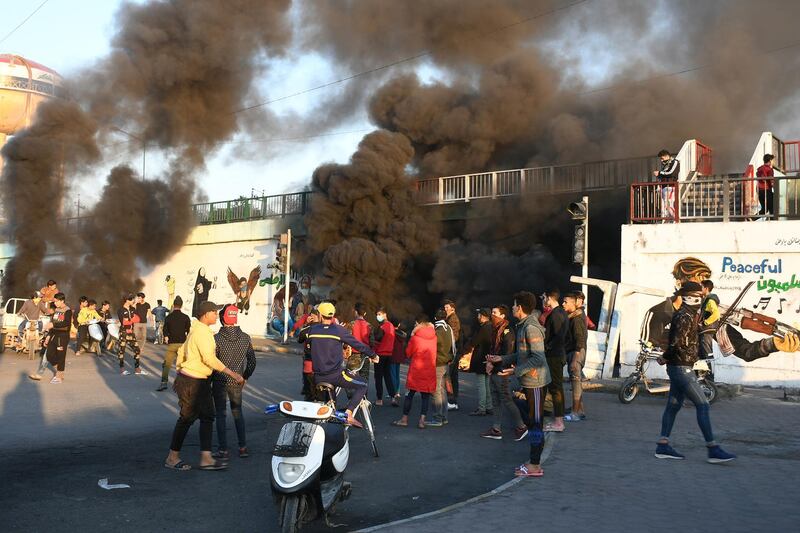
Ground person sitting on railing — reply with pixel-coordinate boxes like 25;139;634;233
756;154;775;216
652;149;680;221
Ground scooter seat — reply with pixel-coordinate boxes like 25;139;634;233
316;382;335;392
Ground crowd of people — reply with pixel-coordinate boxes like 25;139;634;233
20;282;165;382
295;289;592;477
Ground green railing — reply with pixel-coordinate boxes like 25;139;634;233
192;191;309;225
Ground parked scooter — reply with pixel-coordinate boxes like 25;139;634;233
618;341;718;404
266;400;353;533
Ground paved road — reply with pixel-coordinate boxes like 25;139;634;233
1;344;799;532
0;344;537;532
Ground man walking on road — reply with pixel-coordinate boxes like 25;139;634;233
655;282;736;464
152;299;168;344
158;296;191;391
117;294;144;375
212;304;257;460
164;301;244;471
134;292;151;347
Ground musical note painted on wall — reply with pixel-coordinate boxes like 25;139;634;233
778;298;787;314
753;297;771;311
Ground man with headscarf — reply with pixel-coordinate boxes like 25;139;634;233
654;282;736;463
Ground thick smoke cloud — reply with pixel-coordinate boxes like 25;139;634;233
302;0;800;318
304;130;438;317
1;0;292;302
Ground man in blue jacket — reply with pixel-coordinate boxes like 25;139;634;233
308;302;378;427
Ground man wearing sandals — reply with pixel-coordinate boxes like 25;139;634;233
28;294;72;384
164;301;245;471
487;291;550;477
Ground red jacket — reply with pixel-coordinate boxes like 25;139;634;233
373;321;395;356
756;164;774;191
405;324;437;393
351;317;371;353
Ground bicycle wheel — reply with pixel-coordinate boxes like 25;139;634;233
360;400;379;457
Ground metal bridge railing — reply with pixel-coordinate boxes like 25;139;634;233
416;155;660;204
630;175;800;223
191;192;309;225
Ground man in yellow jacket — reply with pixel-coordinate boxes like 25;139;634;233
164;301;244;471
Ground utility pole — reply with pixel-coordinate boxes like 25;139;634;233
282;229;292;344
74;194;82;218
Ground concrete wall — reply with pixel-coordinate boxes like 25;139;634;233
620;221;800;386
0;215;316;338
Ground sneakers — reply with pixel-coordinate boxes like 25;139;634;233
707;445;736;464
28;374;42;381
135;368;148;375
564;413;586;422
469;409;488;416
447;402;459;411
239;447;249;458
480;427;503;440
425;420;444;428
121;369;131;376
156;382;168;391
212;450;230;460
513;426;529;441
655;443;685;460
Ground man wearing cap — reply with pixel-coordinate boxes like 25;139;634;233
157;296;192;391
308;302;378;427
117;294;144;375
654;282;736;464
165;301;245;471
211;304;257;460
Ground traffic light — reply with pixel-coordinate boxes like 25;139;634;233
567;199;588;265
275;243;287;271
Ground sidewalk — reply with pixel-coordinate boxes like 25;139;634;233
364;390;800;532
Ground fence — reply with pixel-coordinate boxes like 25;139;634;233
191;192;309;225
630;175;800;223
416;155;660;204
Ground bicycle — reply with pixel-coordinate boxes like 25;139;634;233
619;340;718;404
315;355;379;458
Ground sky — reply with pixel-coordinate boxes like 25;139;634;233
0;0;375;209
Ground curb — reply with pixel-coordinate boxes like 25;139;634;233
356;432;556;532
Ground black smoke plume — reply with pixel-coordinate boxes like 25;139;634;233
304;130;439;317
1;0;292;302
302;0;800;317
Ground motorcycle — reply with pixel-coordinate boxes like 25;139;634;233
618;341;718;404
265;399;353;533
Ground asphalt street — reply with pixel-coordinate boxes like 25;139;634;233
1;342;799;533
0;343;535;532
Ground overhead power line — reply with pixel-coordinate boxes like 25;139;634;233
0;0;51;47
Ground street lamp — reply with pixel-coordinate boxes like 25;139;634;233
112;127;146;180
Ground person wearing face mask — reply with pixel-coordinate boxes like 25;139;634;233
372;306;399;406
654;282;736;464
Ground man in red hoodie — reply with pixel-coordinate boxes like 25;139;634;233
756;153;775;216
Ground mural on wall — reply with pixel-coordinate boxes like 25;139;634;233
226;265;261;315
629;254;800;384
135;239;323;337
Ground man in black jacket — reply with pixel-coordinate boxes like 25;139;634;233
653;149;680;220
158;296;191;391
543;290;569;432
563;293;588;421
464;308;494;416
212;304;257;459
655;283;736;463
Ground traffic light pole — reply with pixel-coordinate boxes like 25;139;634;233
283;228;292;344
581;195;588;307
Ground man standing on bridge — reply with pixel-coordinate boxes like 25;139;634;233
307;302;378;427
653;149;680;221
